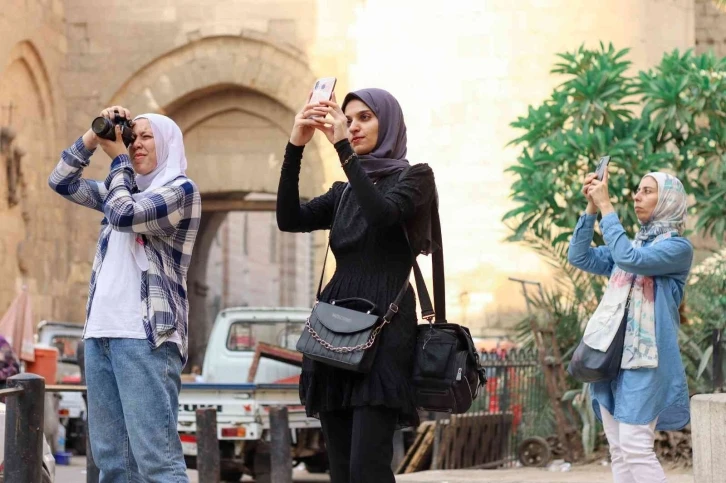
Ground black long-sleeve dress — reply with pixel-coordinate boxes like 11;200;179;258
277;139;434;428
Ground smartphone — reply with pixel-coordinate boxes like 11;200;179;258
595;155;611;181
308;77;337;118
310;77;337;104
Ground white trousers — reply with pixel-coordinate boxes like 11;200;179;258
601;406;667;483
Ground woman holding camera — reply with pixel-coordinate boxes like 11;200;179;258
277;88;435;483
49;106;199;482
568;170;692;482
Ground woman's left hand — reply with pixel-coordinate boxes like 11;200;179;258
314;93;349;145
99;125;128;160
587;170;614;214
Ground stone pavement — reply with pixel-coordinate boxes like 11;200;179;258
396;464;695;483
56;457;694;482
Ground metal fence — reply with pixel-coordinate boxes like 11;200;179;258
3;349;548;478
468;348;547;467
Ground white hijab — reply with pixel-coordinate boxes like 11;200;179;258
126;113;188;270
133;113;188;192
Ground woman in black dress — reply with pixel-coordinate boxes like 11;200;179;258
277;88;435;483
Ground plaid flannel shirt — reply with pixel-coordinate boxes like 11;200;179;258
49;137;201;364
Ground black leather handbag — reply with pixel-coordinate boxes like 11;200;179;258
296;186;410;373
408;203;487;413
567;281;635;383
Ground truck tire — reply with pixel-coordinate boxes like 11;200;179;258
251;441;271;483
220;470;243;482
303;452;329;474
70;420;87;456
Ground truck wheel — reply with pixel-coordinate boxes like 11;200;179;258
72;421;87;456
252;441;271;483
220;470;243;482
183;455;197;470
517;436;552;467
304;452;329;474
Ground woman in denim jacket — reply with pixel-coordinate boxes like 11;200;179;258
568;169;693;483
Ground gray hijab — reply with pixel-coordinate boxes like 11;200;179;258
342;88;410;180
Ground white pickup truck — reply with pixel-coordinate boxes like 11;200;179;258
178;307;327;482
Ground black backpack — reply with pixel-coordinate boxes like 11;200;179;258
407;201;487;413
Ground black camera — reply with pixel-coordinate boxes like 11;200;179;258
91;111;136;147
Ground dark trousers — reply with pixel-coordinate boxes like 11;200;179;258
320;406;399;483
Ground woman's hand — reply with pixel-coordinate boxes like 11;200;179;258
289;93;329;147
100;106;132;120
582;172;598;215
314;93;349;145
82;106;133;151
98;125;128;160
587;170;615;216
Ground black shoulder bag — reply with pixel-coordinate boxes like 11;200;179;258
408;201;488;414
295;186;411;373
567;279;636;383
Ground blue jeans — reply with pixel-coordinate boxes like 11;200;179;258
84;338;188;483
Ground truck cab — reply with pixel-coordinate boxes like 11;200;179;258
179;307;326;482
200;307;308;384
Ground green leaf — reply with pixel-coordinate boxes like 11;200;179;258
697;345;714;380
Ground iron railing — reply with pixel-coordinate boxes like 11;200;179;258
468;348;546;467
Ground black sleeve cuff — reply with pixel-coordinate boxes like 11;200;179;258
285;141;305;157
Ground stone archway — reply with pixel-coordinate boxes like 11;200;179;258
109;34;327;199
108;35;314;125
0;40;62;320
110;36;328;366
170;87;324;366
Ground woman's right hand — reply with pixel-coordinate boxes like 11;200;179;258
289;94;329;147
582;172;598;215
83;106;133;151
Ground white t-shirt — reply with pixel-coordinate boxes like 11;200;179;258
86;230;181;346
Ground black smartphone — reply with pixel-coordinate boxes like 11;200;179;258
595;155;611;181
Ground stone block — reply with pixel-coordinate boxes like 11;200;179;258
691;393;726;483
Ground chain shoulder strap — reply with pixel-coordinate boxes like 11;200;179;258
304;313;389;353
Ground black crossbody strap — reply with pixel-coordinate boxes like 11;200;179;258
314;184;411;321
431;199;446;322
402;197;446;323
315;184;349;300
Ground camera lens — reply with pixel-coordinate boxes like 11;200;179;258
91;117;110;133
92;117;106;131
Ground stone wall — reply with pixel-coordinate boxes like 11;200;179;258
696;0;726;55
0;0;713;340
205;212;314;311
0;0;76;322
346;0;696;332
